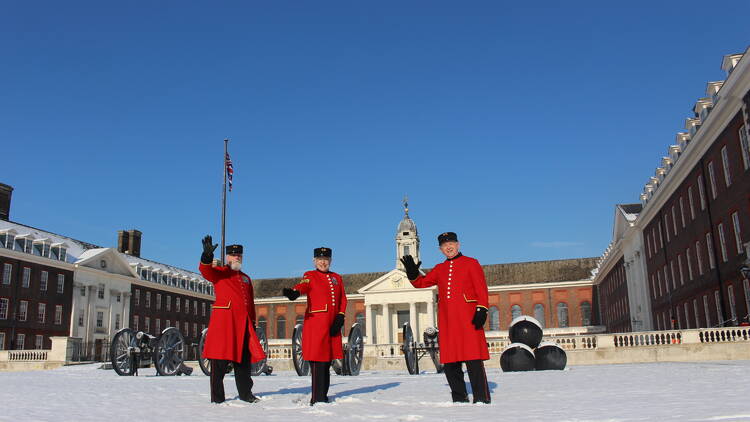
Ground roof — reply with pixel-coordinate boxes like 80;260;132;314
617;203;642;222
252;257;598;298
0;220;101;262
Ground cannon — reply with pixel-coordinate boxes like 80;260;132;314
400;322;443;375
197;326;271;376
110;326;190;376
291;322;364;376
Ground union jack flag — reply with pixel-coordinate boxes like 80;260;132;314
225;152;234;192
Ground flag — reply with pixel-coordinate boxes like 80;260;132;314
225;152;234;192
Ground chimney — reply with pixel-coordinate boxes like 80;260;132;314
117;230;130;254
0;183;13;221
127;229;142;258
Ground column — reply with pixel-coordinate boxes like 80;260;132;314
122;292;131;332
427;300;435;328
384;304;392;344
69;283;80;337
365;304;373;344
108;290;118;338
85;286;95;345
409;302;417;335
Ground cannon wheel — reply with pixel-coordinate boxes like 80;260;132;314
292;324;309;376
111;328;136;376
198;328;211;376
428;347;443;373
154;327;185;376
332;359;343;375
402;322;418;375
344;323;364;376
251;325;269;376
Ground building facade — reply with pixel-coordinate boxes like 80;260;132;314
595;47;750;332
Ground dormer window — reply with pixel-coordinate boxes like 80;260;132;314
151;270;159;283
50;243;68;261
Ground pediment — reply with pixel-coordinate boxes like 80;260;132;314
76;248;137;277
358;269;420;293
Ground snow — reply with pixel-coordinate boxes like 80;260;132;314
3;361;750;421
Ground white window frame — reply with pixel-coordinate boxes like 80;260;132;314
678;254;685;285
743;279;750;323
22;267;30;288
194;300;198;316
166;296;171;311
663;266;670;293
40;271;48;291
134;289;140;307
740;125;749;170
145;291;151;309
715;291;723;325
0;332;5;350
657;224;663;248
16;333;25;350
672;206;678;237
96;311;104;328
732;212;743;254
156;293;161;310
176;297;180;313
688;186;696;220
2;264;10;285
657;271;662;297
0;298;7;319
155;318;161;333
676;306;682;329
98;284;105;300
54;305;62;325
679;197;686;228
718;223;728;262
35;335;43;350
38;303;46;323
706;233;716;269
703;295;711;327
133;315;139;331
693;299;700;328
708;162;718;199
646;232;652;259
202;302;206;316
728;285;737;322
670;261;677;290
686;247;693;281
684;302;690;329
698;175;707;210
78;309;84;327
56;274;64;294
695;241;704;275
145;317;150;333
19;300;28;321
721;146;732;187
664;215;671;242
115;314;121;330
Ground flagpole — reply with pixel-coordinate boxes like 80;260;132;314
221;138;228;266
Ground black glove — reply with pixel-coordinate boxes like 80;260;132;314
201;235;218;264
282;288;300;301
472;307;487;330
330;314;344;337
399;255;421;281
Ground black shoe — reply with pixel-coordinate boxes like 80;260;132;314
473;398;491;404
240;394;260;403
451;393;470;403
309;397;329;406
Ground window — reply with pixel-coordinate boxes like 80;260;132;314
193;323;198;337
80;286;86;296
2;263;10;285
176;298;180;313
194;300;198;315
38;303;46;323
276;316;286;339
698;175;707;209
185;300;189;314
56;274;64;293
134;289;140;307
257;316;267;334
679;197;686;228
718;223;728;262
487;306;500;330
683;303;690;329
707;233;716;269
144;317;150;333
0;298;7;319
98;284;105;299
688;187;696;220
22;267;30;288
556;303;569;328
166;319;170;328
721;146;732;187
657;224;663;248
156;294;161;310
663;266;670;292
202;302;206;317
54;305;62;325
19;300;28;321
16;333;25;350
686;248;693;281
97;311;104;328
676;306;682;329
703;295;711;327
40;271;48;291
708;162;718;199
715;291;723;325
732;212;743;254
678;255;684;285
166;296;171;311
670;261;677;289
672;206;678;237
646;232;652;258
0;332;4;350
183;322;188;335
404;245;410;257
740;125;749;170
115;314;121;330
693;299;700;328
657;271;662;296
133;315;139;331
78;310;84;327
743;279;750;324
155;318;160;333
728;285;737;322
510;304;522;321
664;215;671;242
145;292;151;308
696;242;704;275
530;304;544;328
116;293;120;303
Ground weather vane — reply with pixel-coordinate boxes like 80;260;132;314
403;195;409;216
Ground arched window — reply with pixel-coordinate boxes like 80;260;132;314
534;304;545;328
257;316;267;334
355;313;365;333
488;306;500;330
276;316;286;339
581;301;592;326
295;314;304;327
557;302;569;328
511;305;522;321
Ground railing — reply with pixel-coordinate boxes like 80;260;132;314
8;350;48;361
613;331;682;347
698;327;750;343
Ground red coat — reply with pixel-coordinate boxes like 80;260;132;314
410;254;489;363
199;263;266;363
293;270;347;362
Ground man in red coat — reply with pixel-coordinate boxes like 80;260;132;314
282;247;347;405
199;235;266;404
401;232;491;404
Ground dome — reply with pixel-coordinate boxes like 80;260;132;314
397;216;417;235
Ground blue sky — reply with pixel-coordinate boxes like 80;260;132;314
2;2;748;278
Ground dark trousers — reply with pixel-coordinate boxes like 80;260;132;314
443;360;491;403
309;361;331;405
210;327;254;403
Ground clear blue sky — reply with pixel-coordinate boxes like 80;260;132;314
2;1;748;278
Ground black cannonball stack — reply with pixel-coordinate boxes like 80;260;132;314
500;315;567;372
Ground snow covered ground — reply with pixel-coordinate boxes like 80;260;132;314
3;361;750;421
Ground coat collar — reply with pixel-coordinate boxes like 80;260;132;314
446;253;463;261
